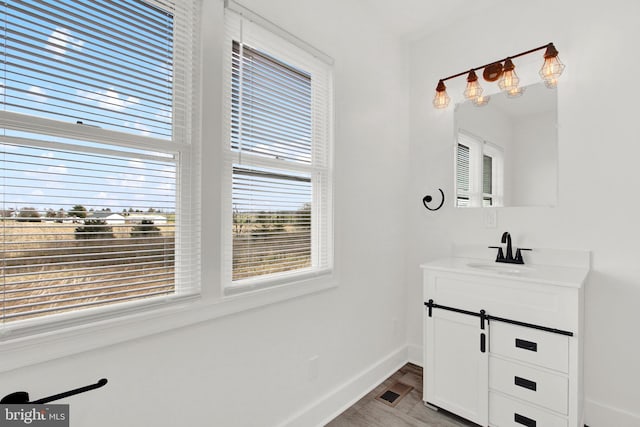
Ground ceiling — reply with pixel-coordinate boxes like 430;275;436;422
356;0;509;41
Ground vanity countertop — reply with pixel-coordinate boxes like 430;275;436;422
421;256;589;288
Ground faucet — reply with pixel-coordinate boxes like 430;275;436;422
501;231;513;261
489;232;531;264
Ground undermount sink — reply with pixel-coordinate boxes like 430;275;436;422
466;262;533;274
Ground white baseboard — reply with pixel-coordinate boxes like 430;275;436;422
407;344;422;366
277;346;409;427
584;398;640;427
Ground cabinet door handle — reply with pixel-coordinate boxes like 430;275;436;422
514;413;537;427
515;338;538;352
514;376;537;391
480;333;486;353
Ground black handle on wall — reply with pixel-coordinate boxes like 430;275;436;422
1;378;108;404
422;189;445;211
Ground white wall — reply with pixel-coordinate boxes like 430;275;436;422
0;1;410;426
406;1;640;425
511;111;557;206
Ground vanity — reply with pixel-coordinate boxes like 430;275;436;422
422;251;589;427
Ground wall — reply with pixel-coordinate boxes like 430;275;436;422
511;111;557;206
406;1;640;426
0;1;410;426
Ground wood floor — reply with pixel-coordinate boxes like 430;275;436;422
326;363;477;427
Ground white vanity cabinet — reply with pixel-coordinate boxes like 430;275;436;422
422;257;588;427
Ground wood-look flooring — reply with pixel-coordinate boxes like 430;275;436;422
326;363;477;427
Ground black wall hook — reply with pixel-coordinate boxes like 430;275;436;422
422;189;445;211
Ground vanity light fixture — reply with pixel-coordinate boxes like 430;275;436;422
432;42;564;109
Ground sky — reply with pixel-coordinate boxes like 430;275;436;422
1;0;177;215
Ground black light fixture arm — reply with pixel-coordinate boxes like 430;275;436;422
438;42;555;82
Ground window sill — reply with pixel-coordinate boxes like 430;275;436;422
0;274;337;374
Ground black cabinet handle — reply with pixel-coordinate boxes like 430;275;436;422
480;333;486;353
514;413;537;427
515;338;538;352
514;376;537;391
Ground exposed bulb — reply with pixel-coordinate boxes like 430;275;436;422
433;80;450;109
463;70;483;101
539;43;565;87
506;86;525;98
472;95;490;107
498;58;520;92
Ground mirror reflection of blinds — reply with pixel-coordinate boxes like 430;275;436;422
457;143;470;192
483;154;493;208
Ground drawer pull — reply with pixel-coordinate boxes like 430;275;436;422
514;412;537;427
514;376;537;391
515;338;538;352
480;333;486;353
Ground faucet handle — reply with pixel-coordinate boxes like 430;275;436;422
514;248;532;263
489;246;505;261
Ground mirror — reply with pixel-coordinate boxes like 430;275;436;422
454;82;558;207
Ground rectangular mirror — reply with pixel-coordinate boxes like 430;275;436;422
454;82;558;207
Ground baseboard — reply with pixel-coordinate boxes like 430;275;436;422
584;398;640;427
407;343;422;366
276;346;409;427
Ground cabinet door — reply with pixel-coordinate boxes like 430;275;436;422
425;308;488;426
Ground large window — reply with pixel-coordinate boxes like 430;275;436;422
0;0;201;329
223;7;333;291
456;131;504;207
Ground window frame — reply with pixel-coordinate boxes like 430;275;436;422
221;5;334;295
0;0;202;338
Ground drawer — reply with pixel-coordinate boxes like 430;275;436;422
490;392;568;427
489;357;568;414
490;322;569;373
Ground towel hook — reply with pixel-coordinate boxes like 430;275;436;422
422;189;445;211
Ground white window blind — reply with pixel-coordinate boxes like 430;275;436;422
1;0;201;329
456;130;504;208
223;5;333;289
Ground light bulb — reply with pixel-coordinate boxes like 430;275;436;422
539;43;565;87
433;80;450;109
498;58;520;92
472;95;490;107
463;70;483;101
506;86;525;98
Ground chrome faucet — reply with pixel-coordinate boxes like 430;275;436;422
489;232;531;265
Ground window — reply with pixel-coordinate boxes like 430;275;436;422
0;0;201;329
456;131;504;207
223;6;333;292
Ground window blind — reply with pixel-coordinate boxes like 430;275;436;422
223;7;333;288
1;140;176;322
2;0;173;138
1;0;201;328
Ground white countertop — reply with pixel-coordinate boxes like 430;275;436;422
421;256;589;288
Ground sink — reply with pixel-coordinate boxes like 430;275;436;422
466;262;533;275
